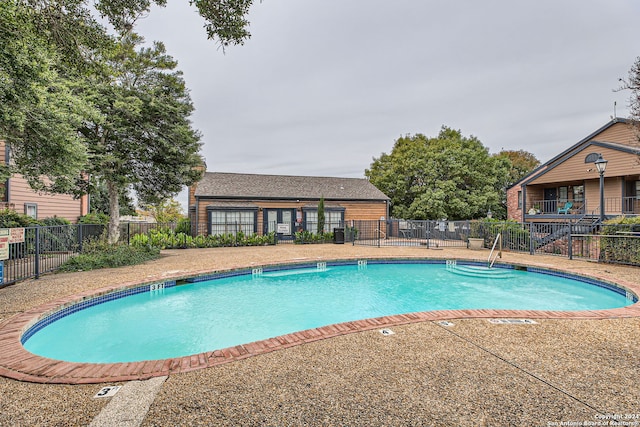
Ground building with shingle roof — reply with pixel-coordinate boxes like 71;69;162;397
189;172;390;237
507;118;640;222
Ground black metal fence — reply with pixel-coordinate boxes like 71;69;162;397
351;219;640;266
4;219;640;287
1;224;105;287
350;219;469;248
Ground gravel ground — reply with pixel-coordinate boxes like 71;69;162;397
0;245;639;426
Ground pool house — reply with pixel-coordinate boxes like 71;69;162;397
188;172;390;238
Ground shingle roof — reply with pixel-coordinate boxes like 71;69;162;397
194;172;389;201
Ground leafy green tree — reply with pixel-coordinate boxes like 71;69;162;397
0;0;94;188
140;198;185;224
366;127;510;220
492;149;540;218
496;150;540;188
89;179;136;216
76;34;203;243
1;0;256;243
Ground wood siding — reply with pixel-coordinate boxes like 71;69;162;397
8;175;86;222
595;121;639;146
193;197;387;235
528;146;640;185
1;141;88;222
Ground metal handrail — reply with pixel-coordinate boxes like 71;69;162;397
488;233;502;268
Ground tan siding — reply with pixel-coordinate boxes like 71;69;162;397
582;178;623;214
595;122;639;146
8;175;83;222
341;201;387;221
194;197;387;235
529;147;640;185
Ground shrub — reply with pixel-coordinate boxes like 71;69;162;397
129;229;275;249
59;239;160;272
40;216;71;226
78;212;109;224
294;230;333;244
600;216;640;264
175;217;191;235
469;219;530;251
0;208;41;227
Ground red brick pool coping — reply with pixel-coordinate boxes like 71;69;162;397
1;258;639;385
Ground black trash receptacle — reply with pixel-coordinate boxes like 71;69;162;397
333;227;345;244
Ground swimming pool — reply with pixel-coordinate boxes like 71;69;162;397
22;260;636;363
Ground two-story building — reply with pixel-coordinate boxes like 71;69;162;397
507;118;640;223
1;141;89;222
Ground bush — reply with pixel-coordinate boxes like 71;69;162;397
130;229;276;249
40;216;71;226
0;208;41;227
175;217;191;235
600;216;640;264
78;212;109;224
294;230;334;244
58;239;160;272
469;219;530;251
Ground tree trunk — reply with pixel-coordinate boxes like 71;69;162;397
106;180;121;244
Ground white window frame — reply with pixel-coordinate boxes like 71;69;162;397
24;203;37;219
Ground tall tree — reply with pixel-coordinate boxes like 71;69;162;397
89;179;136;216
140;198;185;224
77;34;203;243
366;127;510;220
495;150;540;188
0;1;95;188
492;149;540;218
2;0;256;242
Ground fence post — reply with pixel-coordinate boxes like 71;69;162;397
34;226;40;279
78;224;83;253
567;221;573;260
377;220;381;247
127;222;131;246
529;223;535;255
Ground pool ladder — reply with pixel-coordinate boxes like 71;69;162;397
488;233;502;268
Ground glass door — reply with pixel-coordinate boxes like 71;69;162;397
264;209;295;239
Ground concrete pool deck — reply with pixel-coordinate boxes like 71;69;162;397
1;245;639;426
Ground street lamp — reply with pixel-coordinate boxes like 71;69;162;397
594;154;608;222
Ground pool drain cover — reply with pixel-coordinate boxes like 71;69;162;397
488;319;537;325
380;329;395;336
94;386;121;398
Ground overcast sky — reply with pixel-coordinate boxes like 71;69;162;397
135;1;640;204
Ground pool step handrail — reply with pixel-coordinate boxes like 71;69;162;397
488;233;502;268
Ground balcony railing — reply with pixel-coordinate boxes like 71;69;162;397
526;197;640;217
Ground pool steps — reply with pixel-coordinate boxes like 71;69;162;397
445;260;514;279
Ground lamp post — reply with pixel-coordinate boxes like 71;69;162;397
594;154;608;223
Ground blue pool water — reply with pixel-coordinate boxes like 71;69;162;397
23;262;634;363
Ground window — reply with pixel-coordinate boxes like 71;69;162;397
208;209;256;236
24;203;37;219
517;191;522;209
573;185;584;202
558;186;568;203
305;209;344;233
